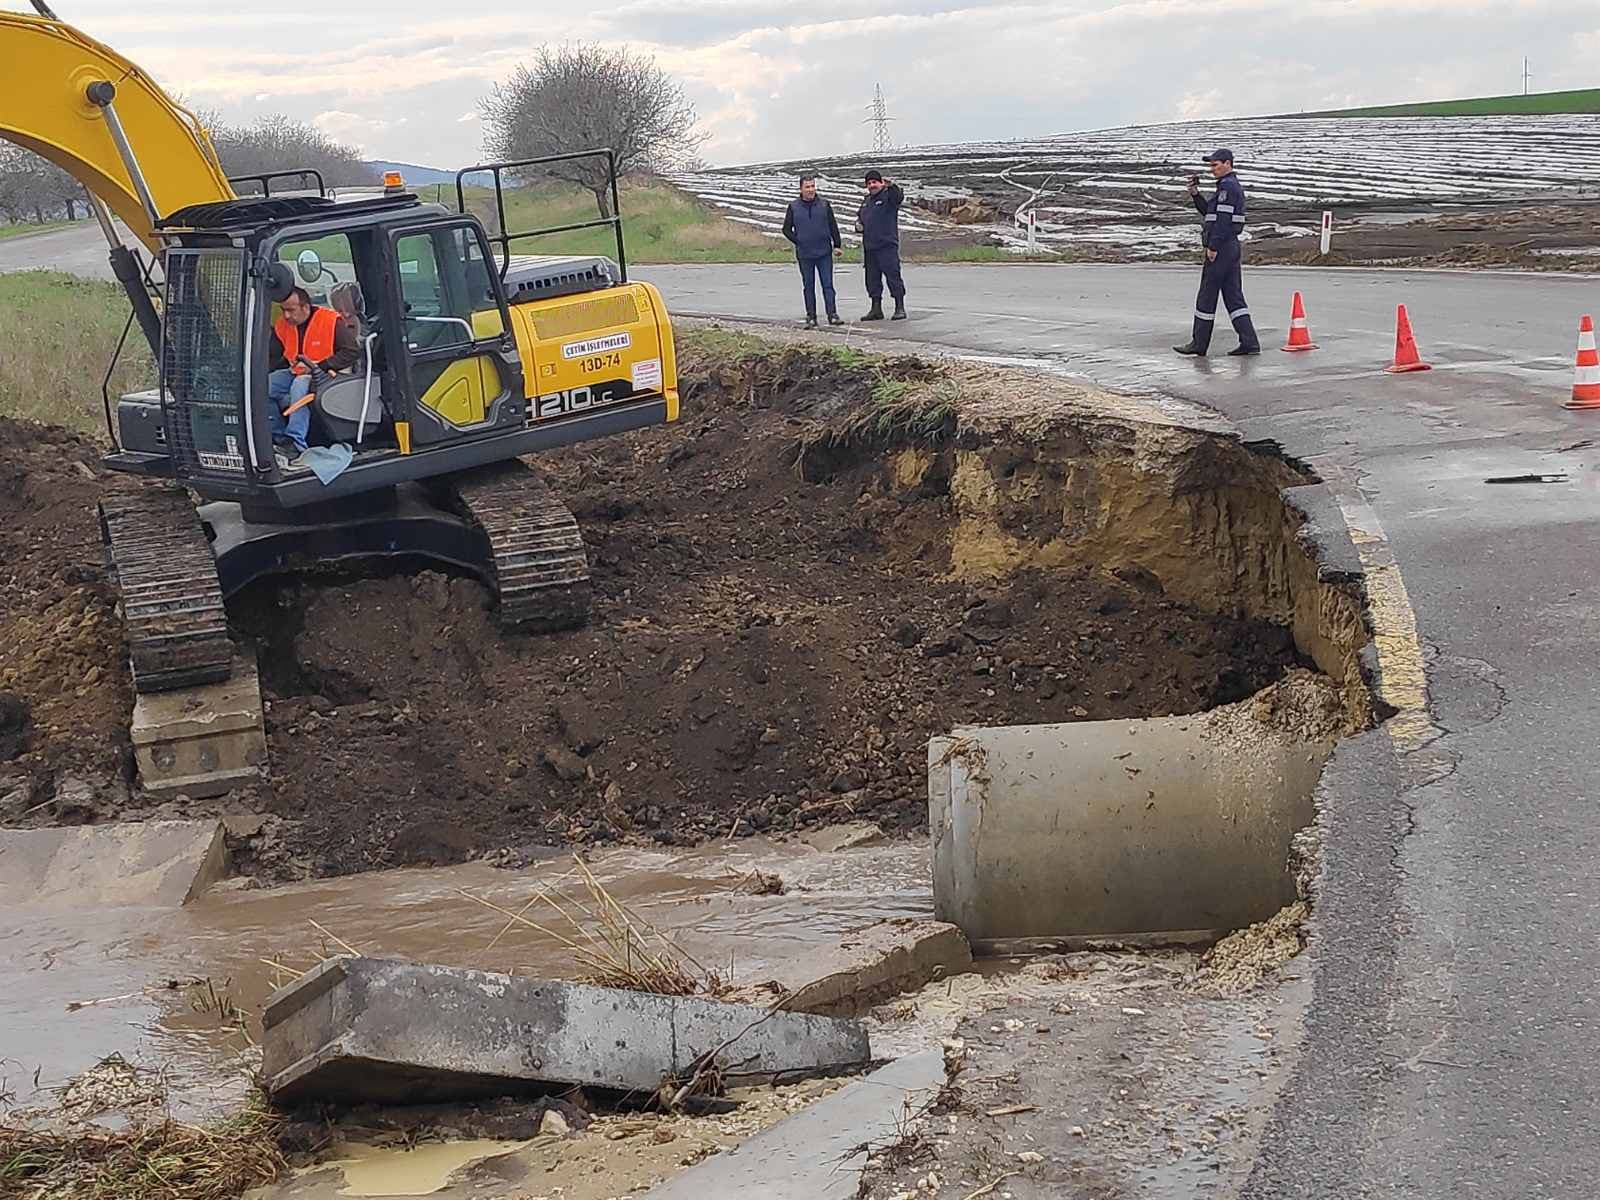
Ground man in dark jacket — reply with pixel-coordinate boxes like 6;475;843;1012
781;175;843;329
1174;148;1260;357
857;169;906;321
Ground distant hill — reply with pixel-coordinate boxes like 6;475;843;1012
365;160;495;188
1314;88;1600;118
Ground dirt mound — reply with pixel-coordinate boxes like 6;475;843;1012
2;341;1309;877
0;418;134;815
225;343;1299;877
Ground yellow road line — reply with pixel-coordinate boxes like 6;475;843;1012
1326;475;1437;755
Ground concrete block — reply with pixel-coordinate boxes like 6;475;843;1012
261;957;873;1107
768;919;973;1016
0;820;228;909
132;655;267;798
930;704;1334;942
645;1051;945;1200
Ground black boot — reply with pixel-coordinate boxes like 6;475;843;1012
1228;313;1261;356
891;301;907;321
804;314;817;330
828;312;844;326
1176;314;1215;356
863;303;885;321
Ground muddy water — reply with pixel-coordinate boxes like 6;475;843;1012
1;835;930;1118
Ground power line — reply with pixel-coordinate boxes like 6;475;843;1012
863;84;895;154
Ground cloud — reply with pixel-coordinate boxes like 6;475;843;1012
35;0;1600;168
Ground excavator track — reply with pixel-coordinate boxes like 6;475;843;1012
99;489;233;695
447;461;592;633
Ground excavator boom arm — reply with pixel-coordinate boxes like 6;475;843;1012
0;11;235;251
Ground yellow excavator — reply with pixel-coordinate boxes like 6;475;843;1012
1;5;679;706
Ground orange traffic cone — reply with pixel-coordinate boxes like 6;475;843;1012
1386;304;1431;374
1281;292;1317;352
1565;315;1600;410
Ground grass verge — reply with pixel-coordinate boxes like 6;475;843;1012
0;220;79;242
0;270;154;437
457;179;795;264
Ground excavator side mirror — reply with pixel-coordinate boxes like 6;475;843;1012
296;249;324;283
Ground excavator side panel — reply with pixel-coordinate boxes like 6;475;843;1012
503;280;680;428
0;12;234;251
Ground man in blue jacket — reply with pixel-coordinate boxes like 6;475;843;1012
1175;148;1260;357
782;175;844;329
857;169;906;321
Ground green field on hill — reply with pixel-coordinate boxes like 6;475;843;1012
1320;88;1600;118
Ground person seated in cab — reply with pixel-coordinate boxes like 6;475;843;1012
269;286;359;458
328;281;365;339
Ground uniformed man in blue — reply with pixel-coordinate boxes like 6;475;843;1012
857;170;907;321
1175;148;1261;357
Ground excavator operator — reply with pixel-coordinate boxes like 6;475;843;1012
269;286;359;459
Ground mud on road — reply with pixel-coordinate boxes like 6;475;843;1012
2;333;1334;879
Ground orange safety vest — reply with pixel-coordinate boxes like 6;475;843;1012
274;306;341;375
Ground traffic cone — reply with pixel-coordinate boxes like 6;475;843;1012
1281;292;1317;352
1564;315;1600;410
1386;304;1431;374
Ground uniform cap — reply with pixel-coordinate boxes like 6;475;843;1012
1203;148;1234;164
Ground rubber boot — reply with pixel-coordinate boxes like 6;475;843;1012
828;312;844;326
891;301;907;321
1175;314;1215;356
1227;313;1261;356
863;302;885;321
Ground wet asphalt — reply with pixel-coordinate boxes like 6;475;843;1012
8;226;1600;1196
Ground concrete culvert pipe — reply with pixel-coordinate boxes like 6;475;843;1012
929;672;1340;945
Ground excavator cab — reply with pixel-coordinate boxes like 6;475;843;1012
114;158;675;513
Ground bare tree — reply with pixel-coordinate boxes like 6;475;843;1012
199;113;377;189
481;45;705;218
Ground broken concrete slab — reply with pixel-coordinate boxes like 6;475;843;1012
765;919;973;1017
644;1051;944;1200
261;957;873;1107
930;689;1336;942
0;820;228;909
132;655;267;798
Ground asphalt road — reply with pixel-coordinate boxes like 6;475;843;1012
652;260;1600;1199
8;227;1600;1196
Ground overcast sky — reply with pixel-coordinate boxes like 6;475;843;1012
20;0;1600;168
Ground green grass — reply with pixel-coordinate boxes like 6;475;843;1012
0;270;154;437
0;218;79;241
460;180;797;265
454;179;1054;265
1317;87;1600;118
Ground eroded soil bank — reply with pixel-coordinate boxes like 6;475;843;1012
1;332;1367;879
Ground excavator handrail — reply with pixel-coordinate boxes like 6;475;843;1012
0;10;235;251
454;150;627;283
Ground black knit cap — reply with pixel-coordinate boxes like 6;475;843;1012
864;169;883;183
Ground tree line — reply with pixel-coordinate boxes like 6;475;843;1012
0;115;375;227
2;44;704;228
